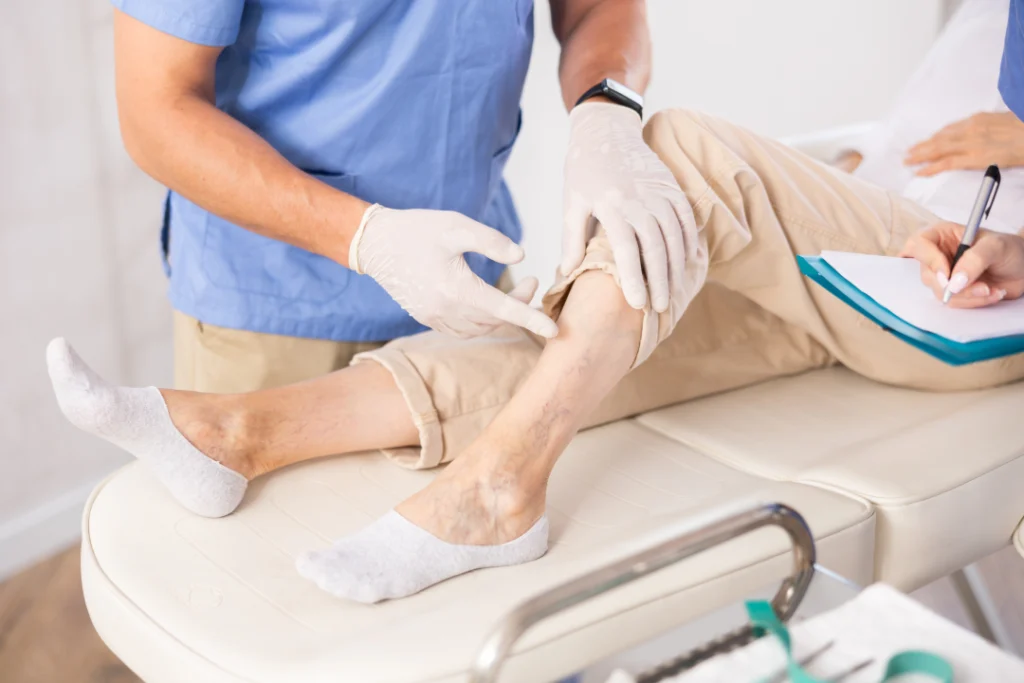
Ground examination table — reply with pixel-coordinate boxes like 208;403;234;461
80;132;1024;683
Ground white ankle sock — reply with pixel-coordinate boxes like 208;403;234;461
296;511;550;603
46;338;247;518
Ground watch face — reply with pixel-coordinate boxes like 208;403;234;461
604;79;644;108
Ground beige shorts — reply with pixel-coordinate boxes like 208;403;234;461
353;109;1024;469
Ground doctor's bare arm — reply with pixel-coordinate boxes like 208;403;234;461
112;10;368;267
550;0;652;108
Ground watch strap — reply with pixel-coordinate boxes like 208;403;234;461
575;78;643;118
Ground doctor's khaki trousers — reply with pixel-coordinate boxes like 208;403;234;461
348;109;1024;470
173;313;384;394
173;272;516;393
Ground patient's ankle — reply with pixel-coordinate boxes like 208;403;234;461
163;392;262;479
398;439;549;544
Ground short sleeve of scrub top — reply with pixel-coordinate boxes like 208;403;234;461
1000;0;1024;119
111;0;244;47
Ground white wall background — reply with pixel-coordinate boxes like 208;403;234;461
1;0;170;578
0;0;950;579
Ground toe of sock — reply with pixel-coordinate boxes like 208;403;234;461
46;338;97;388
295;549;331;584
295;513;552;604
46;337;76;389
46;338;114;431
296;549;383;604
45;337;72;369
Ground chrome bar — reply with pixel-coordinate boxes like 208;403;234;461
468;502;816;683
951;565;1016;654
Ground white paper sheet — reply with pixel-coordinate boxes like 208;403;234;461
819;251;1024;343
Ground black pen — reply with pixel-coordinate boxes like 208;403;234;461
944;164;1001;304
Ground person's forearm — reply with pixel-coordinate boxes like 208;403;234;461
552;0;651;109
120;94;368;266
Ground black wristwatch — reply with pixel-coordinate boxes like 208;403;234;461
575;78;644;118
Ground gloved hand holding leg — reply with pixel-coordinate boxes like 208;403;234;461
562;102;695;312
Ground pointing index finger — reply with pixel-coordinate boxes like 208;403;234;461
473;282;559;338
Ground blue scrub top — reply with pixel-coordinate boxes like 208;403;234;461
114;0;535;342
1002;0;1024;120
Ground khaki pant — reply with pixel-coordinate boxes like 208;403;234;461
352;110;1024;470
173;273;515;393
173;312;384;393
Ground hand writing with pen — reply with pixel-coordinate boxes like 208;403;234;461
900;222;1024;308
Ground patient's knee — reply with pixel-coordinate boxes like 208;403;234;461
643;108;747;176
645;107;702;129
641;109;726;204
643;108;711;158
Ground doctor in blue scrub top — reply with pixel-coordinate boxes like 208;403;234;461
1004;0;1024;121
112;0;691;392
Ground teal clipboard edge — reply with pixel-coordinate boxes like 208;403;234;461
797;255;1024;366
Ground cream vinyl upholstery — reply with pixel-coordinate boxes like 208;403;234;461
636;367;1024;590
83;416;876;683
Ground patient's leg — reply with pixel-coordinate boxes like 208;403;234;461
398;271;642;542
161;360;420;478
46;338;422;517
296;271;644;602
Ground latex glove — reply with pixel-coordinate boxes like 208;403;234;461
899;222;1024;308
905;112;1024;176
563;101;694;312
350;205;558;339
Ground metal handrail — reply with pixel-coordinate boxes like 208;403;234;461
468;502;816;683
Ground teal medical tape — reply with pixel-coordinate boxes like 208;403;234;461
745;600;954;683
882;650;953;682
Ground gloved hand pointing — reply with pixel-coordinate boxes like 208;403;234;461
350;205;558;339
563;102;694;312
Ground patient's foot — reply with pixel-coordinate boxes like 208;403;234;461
296;437;550;603
832;149;863;174
296;510;548;604
46;338;248;517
